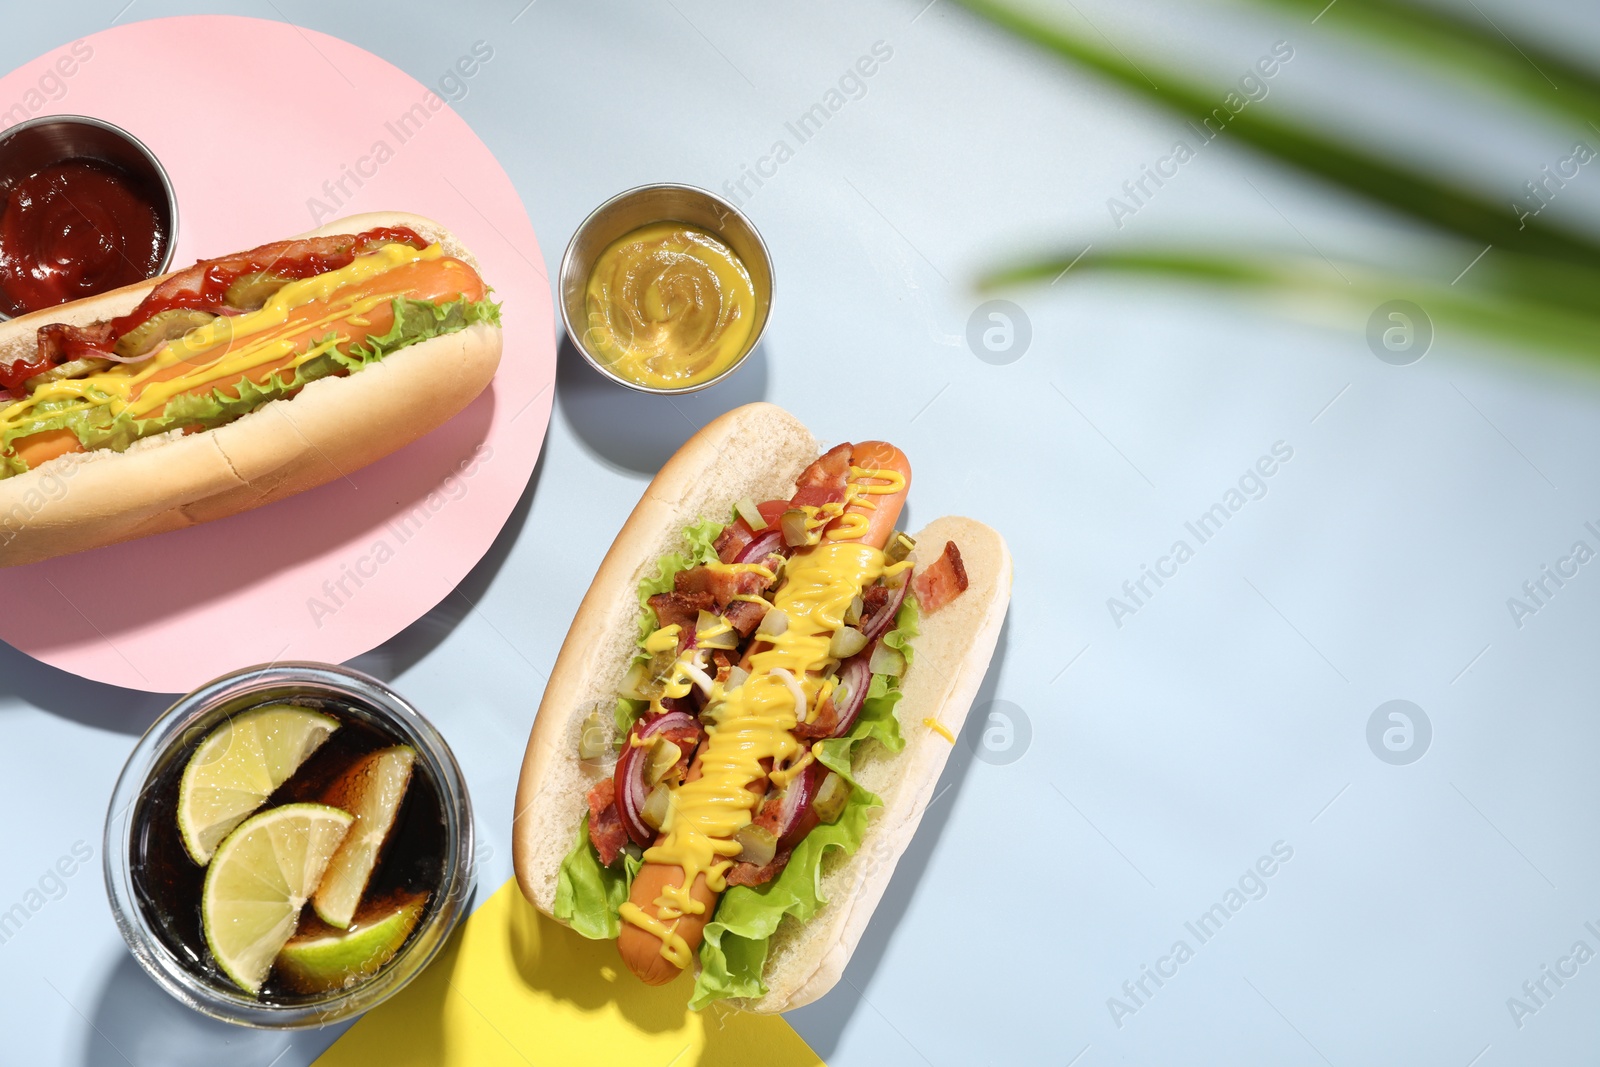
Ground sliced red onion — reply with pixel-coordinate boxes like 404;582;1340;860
829;654;872;738
735;529;784;564
860;574;912;641
0;389;13;404
614;711;697;847
775;761;827;849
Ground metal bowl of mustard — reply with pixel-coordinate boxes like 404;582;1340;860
559;183;772;395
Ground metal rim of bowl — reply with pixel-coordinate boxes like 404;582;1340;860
0;114;179;321
558;182;774;396
101;662;475;1029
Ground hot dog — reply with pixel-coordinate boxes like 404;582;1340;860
0;212;501;567
615;441;913;983
513;403;1012;1012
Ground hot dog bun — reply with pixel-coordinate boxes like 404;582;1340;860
512;402;1012;1013
0;212;502;567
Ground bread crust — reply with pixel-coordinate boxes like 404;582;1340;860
511;402;1012;1014
0;212;503;567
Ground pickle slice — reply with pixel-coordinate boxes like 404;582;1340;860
113;308;219;359
22;356;113;392
223;272;290;311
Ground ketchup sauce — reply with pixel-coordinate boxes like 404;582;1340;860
0;159;167;318
107;226;427;338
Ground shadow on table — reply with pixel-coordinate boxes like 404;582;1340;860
346;443;546;683
319;880;815;1067
81;953;346;1067
784;618;1011;1058
555;334;770;476
0;641;176;735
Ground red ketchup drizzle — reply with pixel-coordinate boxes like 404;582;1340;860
0;160;166;319
0;225;428;392
107;225;427;338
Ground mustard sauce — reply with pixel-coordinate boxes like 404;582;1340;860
583;222;754;390
620;466;907;965
0;242;443;438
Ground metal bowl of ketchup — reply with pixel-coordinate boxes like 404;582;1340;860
0;115;175;320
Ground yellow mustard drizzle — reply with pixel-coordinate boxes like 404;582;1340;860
617;905;689;965
789;465;907;547
643;625;681;655
619;465;907;965
0;243;442;438
923;718;956;744
703;560;776;579
769;750;815;789
850;465;906;498
829;513;872;540
810;677;837;724
660;651;705;703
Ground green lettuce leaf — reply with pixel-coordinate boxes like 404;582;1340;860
691;783;879;1007
337;294;501;369
0;295;500;479
614;696;647;736
882;587;920;666
552;815;642;940
688;592;921;1009
613;515;725;734
562;514;730;935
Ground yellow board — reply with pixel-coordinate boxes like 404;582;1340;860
316;878;824;1067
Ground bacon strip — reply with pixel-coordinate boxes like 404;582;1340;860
713;524;753;564
15;322;116;386
725;793;796;887
674;562;774;606
3;227;428;391
587;779;629;867
723;598;768;638
107;229;426;336
912;541;968;615
726;849;793;887
647;590;715;633
792;689;839;741
796;443;852;491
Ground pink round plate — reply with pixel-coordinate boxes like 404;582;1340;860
0;16;554;692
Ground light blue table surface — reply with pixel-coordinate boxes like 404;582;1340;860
3;1;1599;1064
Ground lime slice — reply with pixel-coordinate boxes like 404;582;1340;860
274;891;429;994
202;803;353;994
312;745;416;929
179;705;339;865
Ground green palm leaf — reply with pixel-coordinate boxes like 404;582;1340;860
1254;0;1600;126
962;0;1600;359
957;0;1600;264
